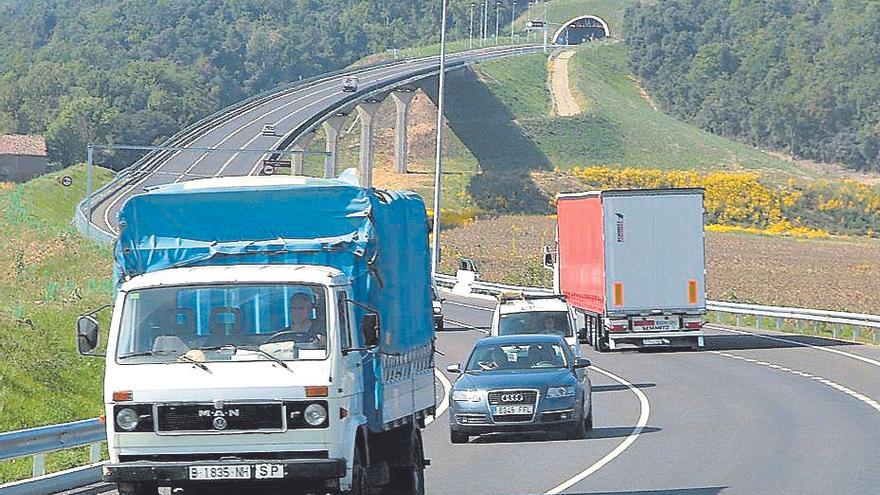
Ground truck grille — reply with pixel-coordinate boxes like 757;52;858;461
157;403;283;432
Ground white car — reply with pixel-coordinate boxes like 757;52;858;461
490;294;581;357
260;123;277;136
342;76;359;93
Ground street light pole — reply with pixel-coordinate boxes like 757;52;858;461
495;1;501;44
469;3;475;50
483;0;489;46
431;0;449;277
511;0;517;44
527;1;532;42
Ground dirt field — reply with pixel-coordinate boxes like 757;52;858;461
440;215;880;314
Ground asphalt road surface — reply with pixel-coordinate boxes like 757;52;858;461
77;291;880;495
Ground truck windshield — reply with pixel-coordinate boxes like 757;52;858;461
116;284;330;364
498;311;573;337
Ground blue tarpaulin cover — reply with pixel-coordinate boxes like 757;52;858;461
114;174;434;357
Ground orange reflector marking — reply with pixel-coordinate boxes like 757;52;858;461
112;390;133;402
306;386;329;398
688;280;698;304
613;283;624;307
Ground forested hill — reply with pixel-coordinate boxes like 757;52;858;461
624;0;880;173
0;0;492;167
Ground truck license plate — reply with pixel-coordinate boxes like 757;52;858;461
189;465;251;480
492;405;533;415
255;463;284;479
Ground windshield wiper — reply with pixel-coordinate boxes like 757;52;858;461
119;350;174;359
196;344;291;371
176;352;211;373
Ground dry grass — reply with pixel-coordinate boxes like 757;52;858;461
440;215;880;314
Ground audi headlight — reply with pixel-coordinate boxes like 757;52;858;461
115;408;140;431
546;386;576;398
304;403;328;426
451;389;481;402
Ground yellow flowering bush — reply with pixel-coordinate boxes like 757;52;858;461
570;166;880;238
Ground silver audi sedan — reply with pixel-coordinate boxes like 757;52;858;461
446;334;592;443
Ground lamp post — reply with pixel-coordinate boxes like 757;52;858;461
495;1;501;44
483;0;489;46
511;0;517;44
527;1;533;42
431;0;449;277
469;3;475;50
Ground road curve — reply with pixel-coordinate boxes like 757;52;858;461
83;45;541;239
71;292;880;494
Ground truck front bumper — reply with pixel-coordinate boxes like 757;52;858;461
103;458;346;482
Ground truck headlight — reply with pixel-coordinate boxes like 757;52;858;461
452;390;480;402
547;386;576;398
304;403;328;426
115;408;140;431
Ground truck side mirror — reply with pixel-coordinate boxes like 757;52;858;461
77;315;100;355
360;313;380;347
542;245;554;269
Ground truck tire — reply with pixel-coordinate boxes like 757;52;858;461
345;443;369;495
117;482;157;495
596;330;609;353
388;427;425;495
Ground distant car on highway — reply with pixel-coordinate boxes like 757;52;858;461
491;293;581;357
432;285;444;331
446;335;592;444
342;76;359;92
260;123;277;136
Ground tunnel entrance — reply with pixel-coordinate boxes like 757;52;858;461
552;15;609;45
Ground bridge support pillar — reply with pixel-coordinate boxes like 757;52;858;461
356;101;382;188
322;114;348;178
290;131;316;176
391;90;416;174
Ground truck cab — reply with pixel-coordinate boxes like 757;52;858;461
489;294;581;357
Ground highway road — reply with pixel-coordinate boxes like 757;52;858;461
75;292;880;495
85;45;540;239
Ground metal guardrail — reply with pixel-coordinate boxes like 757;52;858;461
435;273;880;343
0;419;105;495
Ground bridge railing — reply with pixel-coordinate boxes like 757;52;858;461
0;418;105;495
435;273;880;344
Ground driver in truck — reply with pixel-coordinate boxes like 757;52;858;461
277;292;326;347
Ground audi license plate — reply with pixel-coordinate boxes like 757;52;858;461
492;405;533;415
189;465;252;480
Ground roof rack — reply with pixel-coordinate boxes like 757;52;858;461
497;291;565;303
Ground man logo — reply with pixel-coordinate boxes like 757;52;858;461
213;417;228;430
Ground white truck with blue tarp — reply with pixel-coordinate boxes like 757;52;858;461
76;175;435;495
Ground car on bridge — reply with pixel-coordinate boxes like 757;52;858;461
342;76;359;92
446;335;592;443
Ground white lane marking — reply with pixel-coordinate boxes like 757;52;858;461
544;366;651;494
425;368;452;426
711;350;880;413
443;318;489;334
710;325;880;369
443;299;495;312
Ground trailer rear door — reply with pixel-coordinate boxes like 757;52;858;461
602;189;706;314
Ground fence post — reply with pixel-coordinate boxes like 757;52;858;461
90;442;102;462
833;324;840;339
715;312;721;323
32;453;46;477
736;314;742;327
756;316;761;330
853;326;861;342
775;318;781;331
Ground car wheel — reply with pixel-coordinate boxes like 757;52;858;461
435;318;444;332
450;430;469;444
585;403;593;431
568;409;589;440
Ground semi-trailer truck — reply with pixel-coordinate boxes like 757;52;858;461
549;188;706;351
76;175;435;494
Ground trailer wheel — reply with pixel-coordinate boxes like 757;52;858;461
596;329;609;353
388;426;425;495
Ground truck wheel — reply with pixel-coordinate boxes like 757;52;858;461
117;482;157;495
389;427;425;495
450;430;469;444
345;444;368;495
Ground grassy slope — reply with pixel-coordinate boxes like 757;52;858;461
0;165;115;480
